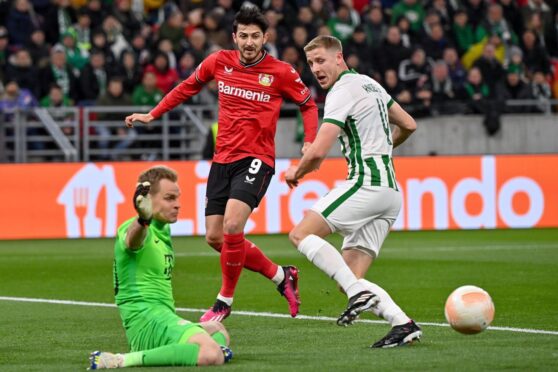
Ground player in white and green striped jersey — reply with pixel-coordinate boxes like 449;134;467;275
285;35;422;348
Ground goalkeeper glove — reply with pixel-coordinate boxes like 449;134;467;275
133;181;152;226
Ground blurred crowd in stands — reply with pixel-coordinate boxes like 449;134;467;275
0;0;557;129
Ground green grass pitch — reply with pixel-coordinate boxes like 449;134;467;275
1;229;557;371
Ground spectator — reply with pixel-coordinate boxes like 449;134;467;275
497;0;524;38
0;27;9;82
521;0;553;33
203;9;230;49
214;0;236;32
74;8;93;53
309;0;331;25
131;72;163;152
112;0;142;42
452;8;476;55
327;4;358;43
265;9;290;49
0;80;41;149
472;43;506;95
383;69;413;106
464;67;501;135
464;67;490;110
26;29;50;69
144;52;179;94
476;3;518;46
96;77;137;160
421;10;442;39
292;25;309;58
266;0;297;29
376;26;412;74
530;70;552;112
91;30;117;69
463;0;486;30
396;15;417;48
40;83;72;108
6;48;40;98
363;5;388;49
422;22;451;61
186;29;210;66
297;6;319;40
398;47;434;92
391;0;425;33
158;11;186;56
113;50;143;95
61;28;89;72
39;84;74;137
79;49;109;102
39;44;79;101
496;66;533;113
101;15;130;59
507;46;526;78
344;25;373;76
443;47;467;90
428;0;454;31
525;12;546;46
132;72;163;107
43;0;76;46
264;27;280;58
521;29;551;76
84;0;106;30
6;0;41;47
430;61;460;114
0;80;37;119
130;33;151;66
157;38;178;69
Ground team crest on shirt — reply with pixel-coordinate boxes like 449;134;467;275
258;74;274;86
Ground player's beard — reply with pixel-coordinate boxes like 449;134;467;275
240;45;263;64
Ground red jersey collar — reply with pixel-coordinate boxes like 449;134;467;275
238;50;267;68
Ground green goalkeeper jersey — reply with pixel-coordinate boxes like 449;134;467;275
113;217;176;327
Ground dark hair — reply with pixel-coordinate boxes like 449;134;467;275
233;5;268;33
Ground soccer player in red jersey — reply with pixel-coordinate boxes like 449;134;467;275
125;6;318;322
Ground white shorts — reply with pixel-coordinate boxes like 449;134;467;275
311;182;401;258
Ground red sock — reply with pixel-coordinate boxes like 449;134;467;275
243;239;279;280
219;233;247;298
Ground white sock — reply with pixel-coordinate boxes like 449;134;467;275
359;279;410;326
217;294;233;306
271;266;285;285
297;234;366;298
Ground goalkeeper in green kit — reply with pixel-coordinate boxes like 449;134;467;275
88;166;233;369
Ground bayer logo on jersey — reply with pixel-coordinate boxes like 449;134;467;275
258;74;274;86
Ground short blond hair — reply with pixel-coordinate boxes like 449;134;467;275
138;166;178;195
303;35;343;53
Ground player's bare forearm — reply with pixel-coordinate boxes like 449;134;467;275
391;126;414;148
125;221;147;251
388;102;417;148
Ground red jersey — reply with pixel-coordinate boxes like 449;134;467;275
150;50;318;168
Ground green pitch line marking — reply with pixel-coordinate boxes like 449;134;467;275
1;296;557;336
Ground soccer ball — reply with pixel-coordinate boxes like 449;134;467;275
444;285;495;334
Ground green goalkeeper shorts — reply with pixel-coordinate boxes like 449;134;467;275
125;305;207;352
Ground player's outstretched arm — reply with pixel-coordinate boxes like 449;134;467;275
125;113;154;128
125;182;153;250
388;101;417;148
285;123;340;188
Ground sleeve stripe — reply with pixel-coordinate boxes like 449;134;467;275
323;118;345;127
195;71;205;84
297;94;311;106
387;98;395;108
